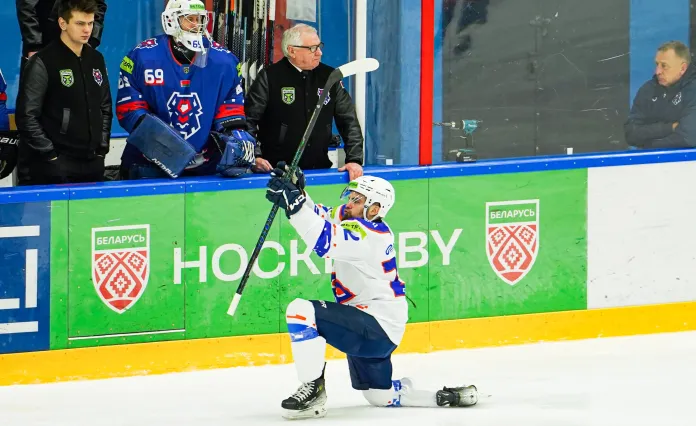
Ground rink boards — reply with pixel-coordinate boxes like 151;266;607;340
1;150;696;385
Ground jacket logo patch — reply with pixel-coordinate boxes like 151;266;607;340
282;87;295;105
93;69;104;86
673;92;682;105
60;69;74;87
317;88;331;105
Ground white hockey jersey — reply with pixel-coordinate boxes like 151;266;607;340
288;193;409;345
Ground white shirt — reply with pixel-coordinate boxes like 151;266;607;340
288;192;409;345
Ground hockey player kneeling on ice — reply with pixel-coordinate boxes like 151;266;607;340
265;162;479;419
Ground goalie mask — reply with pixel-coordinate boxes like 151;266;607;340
340;176;395;221
162;0;210;53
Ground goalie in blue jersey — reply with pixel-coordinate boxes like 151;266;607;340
116;0;255;180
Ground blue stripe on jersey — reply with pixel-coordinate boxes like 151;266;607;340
287;323;319;342
354;218;391;234
315;203;331;215
313;221;333;257
382;257;397;273
390;276;406;297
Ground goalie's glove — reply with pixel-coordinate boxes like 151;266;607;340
266;176;306;218
210;130;256;178
270;161;306;190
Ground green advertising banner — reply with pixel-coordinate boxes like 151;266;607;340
183;188;282;339
50;200;69;350
65;194;186;348
44;169;588;351
428;169;588;321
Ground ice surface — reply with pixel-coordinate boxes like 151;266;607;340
1;331;695;426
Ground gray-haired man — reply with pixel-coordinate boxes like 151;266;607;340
244;24;364;180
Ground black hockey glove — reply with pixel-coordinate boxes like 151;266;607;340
271;161;305;190
266;176;306;218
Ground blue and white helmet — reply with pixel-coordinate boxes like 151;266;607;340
341;176;395;220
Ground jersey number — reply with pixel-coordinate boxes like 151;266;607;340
144;69;164;86
383;257;406;297
118;73;131;89
343;229;360;241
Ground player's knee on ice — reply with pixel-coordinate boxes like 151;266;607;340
361;380;411;407
362;388;399;407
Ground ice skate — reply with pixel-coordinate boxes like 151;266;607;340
436;384;479;407
281;375;327;420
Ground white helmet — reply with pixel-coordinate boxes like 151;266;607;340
340;176;396;221
162;0;209;52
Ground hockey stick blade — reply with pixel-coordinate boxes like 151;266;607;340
336;58;379;79
226;57;380;317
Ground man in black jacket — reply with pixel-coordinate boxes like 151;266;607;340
16;0;113;185
245;24;364;180
16;0;107;59
624;40;696;149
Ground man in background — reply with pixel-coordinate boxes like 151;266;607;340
16;0;112;185
624;40;696;149
16;0;107;60
15;0;107;183
244;24;364;180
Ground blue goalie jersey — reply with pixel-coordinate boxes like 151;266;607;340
116;34;245;167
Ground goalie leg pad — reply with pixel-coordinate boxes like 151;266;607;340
126;114;196;178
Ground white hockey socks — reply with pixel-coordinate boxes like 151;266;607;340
362;378;439;408
286;298;327;383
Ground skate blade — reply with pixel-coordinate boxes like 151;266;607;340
281;404;327;420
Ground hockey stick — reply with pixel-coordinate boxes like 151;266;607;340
226;58;380;316
267;0;276;64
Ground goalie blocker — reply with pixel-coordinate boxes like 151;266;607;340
126;114;196;179
125;114;255;179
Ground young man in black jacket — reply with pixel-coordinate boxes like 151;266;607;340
16;0;113;185
244;24;364;180
624;40;696;149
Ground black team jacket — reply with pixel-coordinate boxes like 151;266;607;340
244;57;364;170
16;39;113;161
